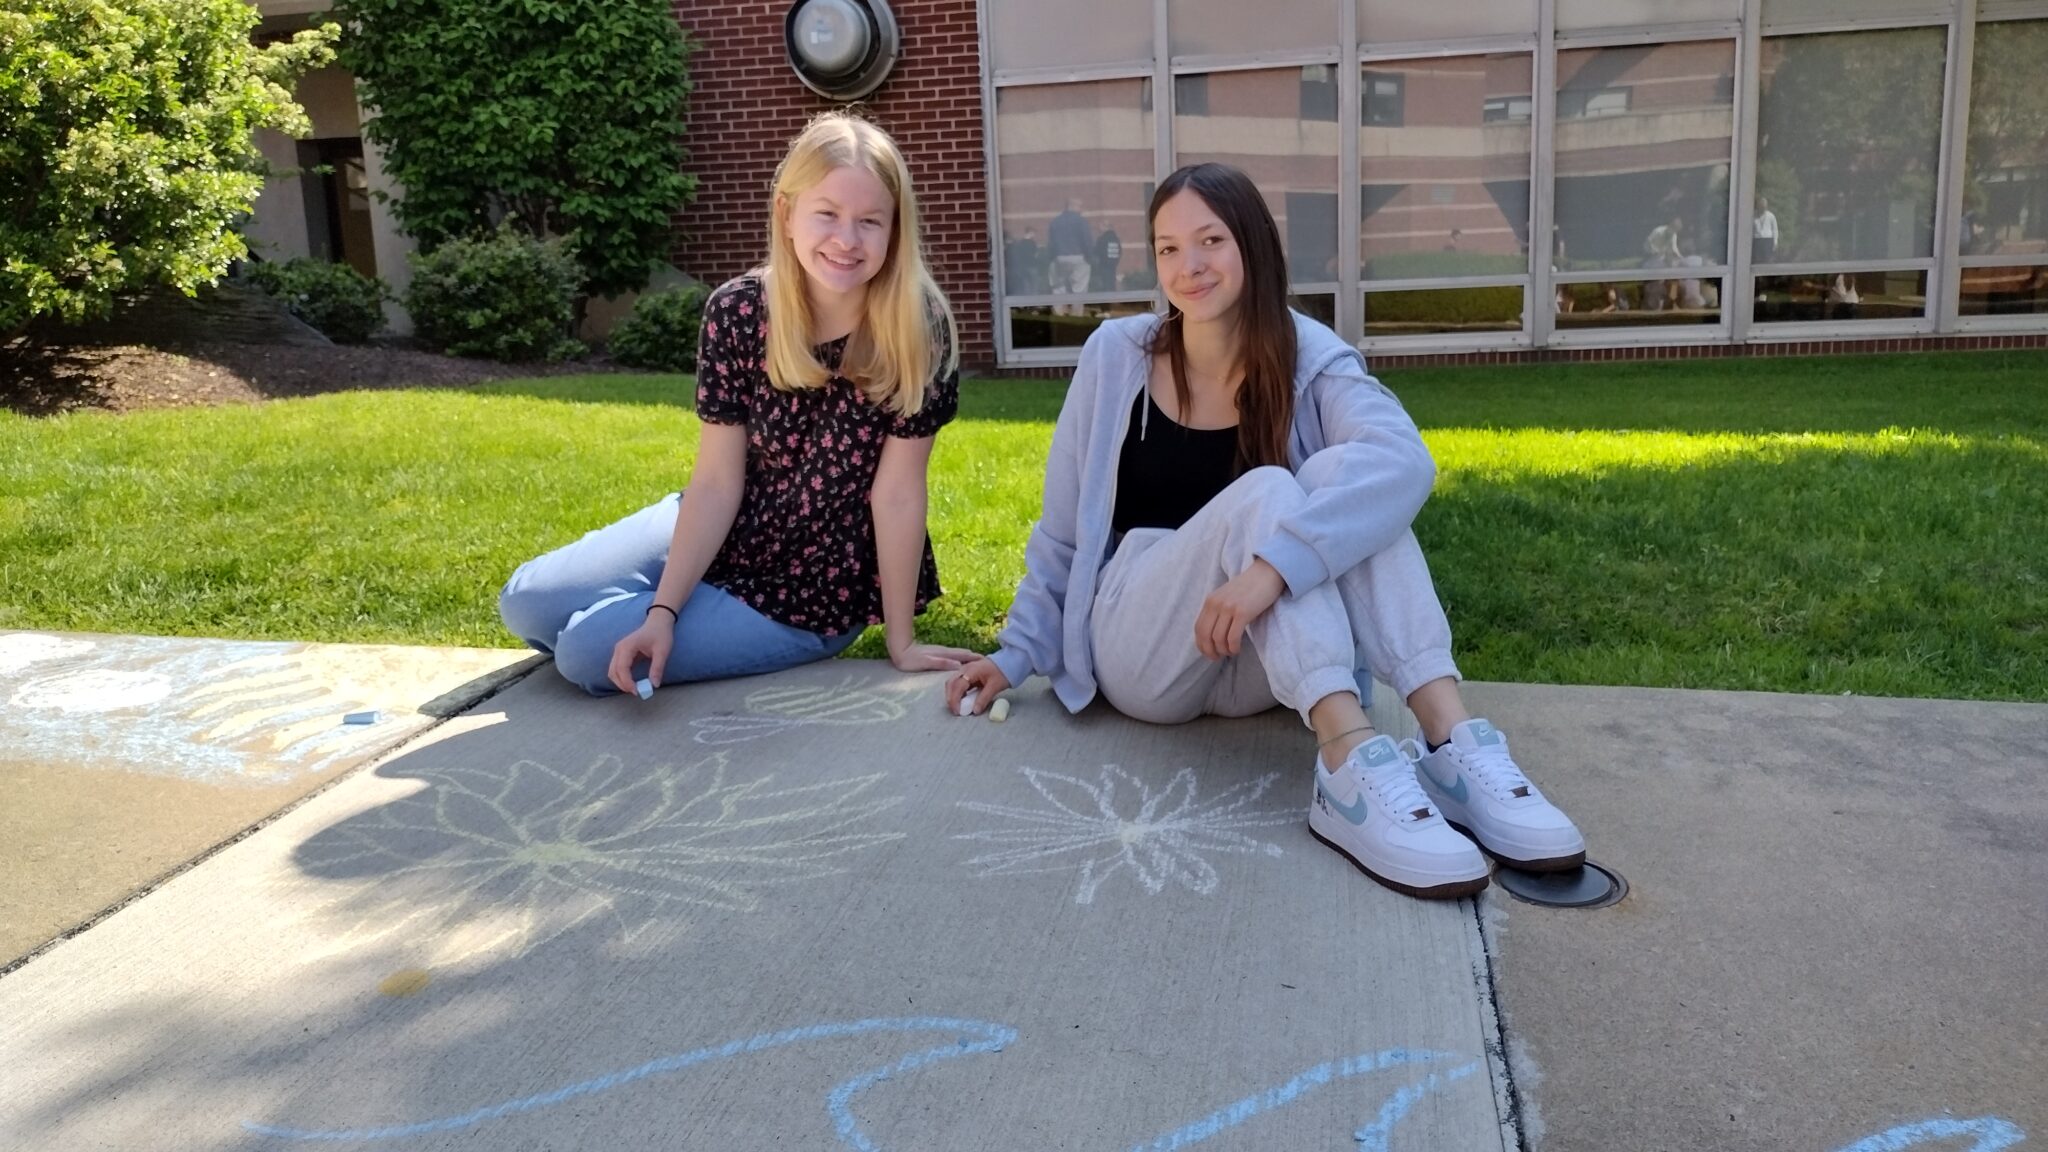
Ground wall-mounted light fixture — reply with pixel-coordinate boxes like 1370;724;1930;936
784;0;900;101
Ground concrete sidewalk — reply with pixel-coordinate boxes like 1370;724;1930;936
0;630;538;967
0;659;1514;1151
0;646;2040;1152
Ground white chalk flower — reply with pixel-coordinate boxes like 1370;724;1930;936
282;752;905;964
955;765;1296;905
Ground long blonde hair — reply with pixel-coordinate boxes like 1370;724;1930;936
760;111;957;417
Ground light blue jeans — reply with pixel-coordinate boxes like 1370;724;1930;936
499;492;861;696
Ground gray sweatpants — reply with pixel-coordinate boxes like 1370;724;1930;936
1090;466;1459;727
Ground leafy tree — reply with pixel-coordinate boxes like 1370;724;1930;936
331;0;696;299
0;0;335;341
1962;21;2048;240
1758;30;1947;262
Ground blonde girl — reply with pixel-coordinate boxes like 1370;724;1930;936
500;111;978;693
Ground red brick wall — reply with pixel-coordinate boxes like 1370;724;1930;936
669;0;994;367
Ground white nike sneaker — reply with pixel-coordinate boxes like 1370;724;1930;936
1415;719;1586;872
1308;734;1490;899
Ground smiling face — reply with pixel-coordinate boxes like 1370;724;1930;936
1151;188;1244;326
780;163;896;304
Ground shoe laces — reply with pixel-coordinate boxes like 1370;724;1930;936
1362;739;1435;823
1461;740;1536;800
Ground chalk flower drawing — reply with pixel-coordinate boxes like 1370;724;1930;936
955;765;1297;904
283;753;905;964
688;674;913;745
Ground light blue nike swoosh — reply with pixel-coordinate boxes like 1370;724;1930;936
1316;778;1370;826
1419;761;1469;806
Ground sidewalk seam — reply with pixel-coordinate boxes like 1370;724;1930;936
0;657;547;981
1472;893;1534;1152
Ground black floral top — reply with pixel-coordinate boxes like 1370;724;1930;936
693;275;958;637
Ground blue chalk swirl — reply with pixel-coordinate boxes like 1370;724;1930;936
242;1017;1480;1148
1830;1117;2026;1152
240;1018;2029;1152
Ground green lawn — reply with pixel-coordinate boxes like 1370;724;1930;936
2;350;2044;701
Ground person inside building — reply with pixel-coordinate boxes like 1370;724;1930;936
1752;195;1778;266
946;162;1586;900
1048;197;1094;314
1005;227;1045;294
1644;216;1684;310
499;111;978;696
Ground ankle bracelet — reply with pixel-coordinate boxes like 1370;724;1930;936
1317;725;1376;749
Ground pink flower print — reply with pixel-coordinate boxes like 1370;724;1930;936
810;476;824;490
837;588;851;601
738;301;753;317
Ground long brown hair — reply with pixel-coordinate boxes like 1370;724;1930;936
1145;163;1295;474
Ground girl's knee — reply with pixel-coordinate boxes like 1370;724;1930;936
551;625;620;696
497;568;555;653
1236;465;1299;497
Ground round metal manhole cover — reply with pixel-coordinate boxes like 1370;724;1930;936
1494;860;1627;909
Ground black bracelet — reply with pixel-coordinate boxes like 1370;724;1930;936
647;602;679;621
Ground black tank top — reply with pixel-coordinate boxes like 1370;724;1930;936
1111;389;1240;537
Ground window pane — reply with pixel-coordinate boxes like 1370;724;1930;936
1753;270;1929;322
1756;29;1946;263
1559;0;1739;30
1174;68;1341;285
1170;0;1335;58
1358;0;1536;44
998;81;1156;298
1290;292;1337;327
1962;20;2048;258
1554;41;1736;276
990;0;1152;72
1762;0;1954;32
1958;265;2048;316
1553;277;1722;328
1363;286;1524;337
1359;54;1533;280
1010;301;1157;349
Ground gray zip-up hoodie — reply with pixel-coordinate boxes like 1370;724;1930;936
988;310;1436;712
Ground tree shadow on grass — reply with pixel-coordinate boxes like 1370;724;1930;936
464;375;1074;424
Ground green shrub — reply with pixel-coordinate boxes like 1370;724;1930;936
0;0;334;340
1364;285;1524;330
1364;251;1528;280
607;283;709;372
332;0;696;298
404;228;584;361
242;258;389;344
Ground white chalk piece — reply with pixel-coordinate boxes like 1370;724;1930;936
989;697;1011;723
343;710;381;726
956;690;978;718
635;678;654;701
